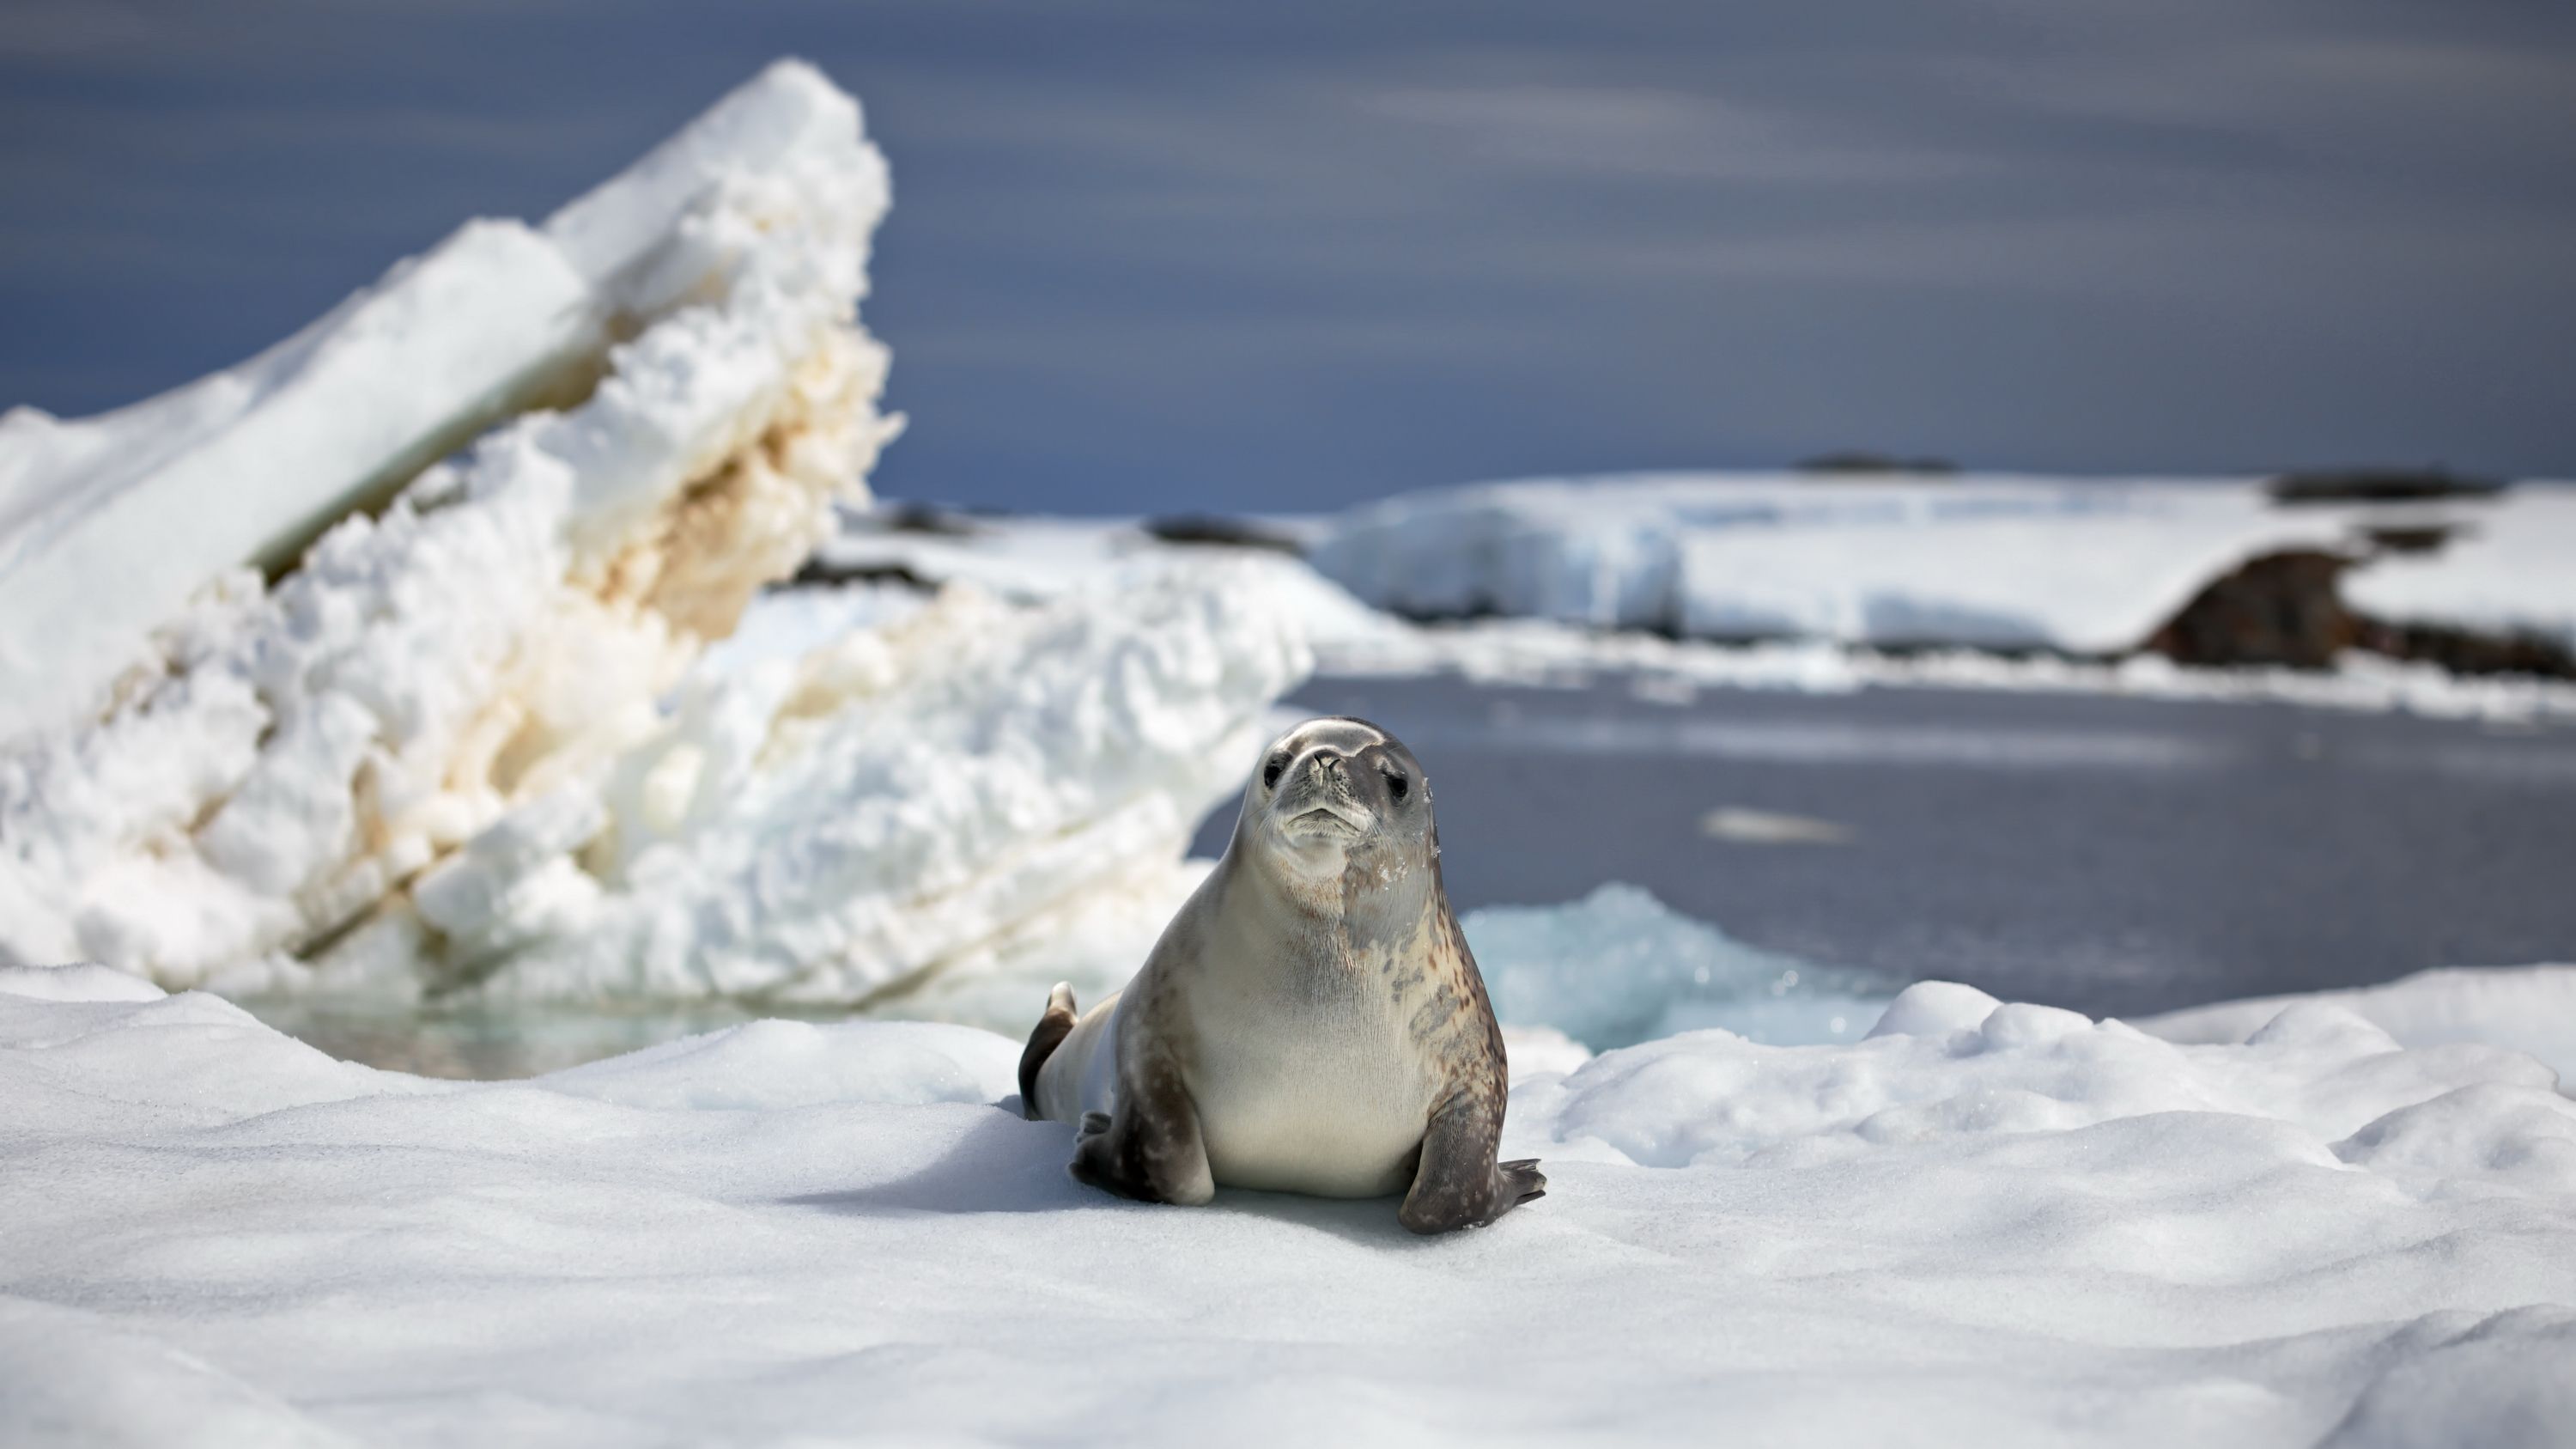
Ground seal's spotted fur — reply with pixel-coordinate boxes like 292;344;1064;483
1021;718;1543;1233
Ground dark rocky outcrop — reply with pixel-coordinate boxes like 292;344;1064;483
855;501;983;537
2148;547;2575;679
2266;467;2504;506
1141;514;1305;555
2351;619;2576;679
2148;551;2360;669
784;556;935;591
1796;452;1959;477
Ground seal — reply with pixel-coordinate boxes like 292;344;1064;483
1018;716;1545;1233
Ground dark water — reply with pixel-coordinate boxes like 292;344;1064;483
266;673;2576;1077
1193;675;2576;1020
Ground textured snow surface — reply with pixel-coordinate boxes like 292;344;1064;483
2145;965;2576;1087
410;565;1306;1006
5;965;2573;1447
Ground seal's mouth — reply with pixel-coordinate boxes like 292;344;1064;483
1284;801;1370;838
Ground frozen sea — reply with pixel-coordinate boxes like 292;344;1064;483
1224;673;2576;1020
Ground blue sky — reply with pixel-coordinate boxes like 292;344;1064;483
3;0;2571;513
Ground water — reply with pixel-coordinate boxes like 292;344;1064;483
1222;673;2576;1020
258;673;2576;1075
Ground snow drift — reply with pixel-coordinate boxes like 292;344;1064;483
0;62;1309;1007
5;963;2573;1446
2145;965;2576;1087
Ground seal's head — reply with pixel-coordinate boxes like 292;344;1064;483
1234;718;1439;917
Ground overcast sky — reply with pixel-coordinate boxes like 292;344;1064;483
3;0;2571;512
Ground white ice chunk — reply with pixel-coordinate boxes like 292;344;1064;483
2143;965;2576;1087
0;60;903;994
1465;882;1897;1049
0;59;890;745
1865;979;2006;1038
424;561;1309;1004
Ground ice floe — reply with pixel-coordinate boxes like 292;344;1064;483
4;961;2573;1446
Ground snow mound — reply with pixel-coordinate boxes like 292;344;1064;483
1464;882;1896;1049
7;976;2575;1446
1523;981;2567;1172
2143;965;2576;1087
0;961;165;1003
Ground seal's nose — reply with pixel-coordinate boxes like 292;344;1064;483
1294;750;1352;801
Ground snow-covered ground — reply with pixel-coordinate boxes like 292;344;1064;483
4;52;2574;1447
1310;472;2576;658
2342;489;2576;653
7;960;2573;1447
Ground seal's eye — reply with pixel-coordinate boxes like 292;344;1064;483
1262;754;1287;789
1385;770;1409;801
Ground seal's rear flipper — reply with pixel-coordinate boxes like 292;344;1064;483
1018;983;1079;1121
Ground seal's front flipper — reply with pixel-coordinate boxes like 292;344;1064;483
1069;1047;1214;1207
1400;1090;1540;1234
1018;983;1078;1122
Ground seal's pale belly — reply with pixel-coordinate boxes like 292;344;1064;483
1188;1002;1436;1198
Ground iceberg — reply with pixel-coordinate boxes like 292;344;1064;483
0;62;1310;1011
7;962;2573;1446
0;58;896;746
